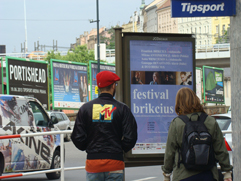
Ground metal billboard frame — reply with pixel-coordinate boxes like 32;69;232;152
196;67;202;104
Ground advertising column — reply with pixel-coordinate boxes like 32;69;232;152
128;38;195;154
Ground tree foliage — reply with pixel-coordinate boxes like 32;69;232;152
216;29;230;44
44;45;95;104
45;45;94;63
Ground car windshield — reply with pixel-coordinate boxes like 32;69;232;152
215;117;231;130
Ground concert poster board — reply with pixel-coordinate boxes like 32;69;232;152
203;66;224;104
50;59;88;110
89;61;115;100
4;57;49;109
122;33;195;158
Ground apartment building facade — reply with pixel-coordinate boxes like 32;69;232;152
71;27;111;50
122;12;138;32
178;17;212;46
211;17;230;44
156;0;178;33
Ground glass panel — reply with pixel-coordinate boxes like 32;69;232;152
29;101;49;127
62;113;68;120
55;113;64;121
215;118;231;130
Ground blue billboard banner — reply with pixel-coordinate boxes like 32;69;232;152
130;40;194;154
171;0;236;17
90;61;115;100
51;59;88;109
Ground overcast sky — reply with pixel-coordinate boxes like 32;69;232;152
0;0;153;53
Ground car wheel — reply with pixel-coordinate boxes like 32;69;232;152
46;150;61;180
64;129;71;142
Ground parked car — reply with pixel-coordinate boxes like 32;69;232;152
0;95;61;179
228;106;231;113
211;113;232;181
47;111;72;142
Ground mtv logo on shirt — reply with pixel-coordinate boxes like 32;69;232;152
92;104;117;122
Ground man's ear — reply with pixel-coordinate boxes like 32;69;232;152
112;83;115;89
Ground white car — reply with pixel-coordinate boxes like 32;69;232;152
47;111;72;142
211;113;232;181
0;95;61;179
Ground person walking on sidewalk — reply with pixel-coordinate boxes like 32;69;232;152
71;70;138;181
162;87;232;181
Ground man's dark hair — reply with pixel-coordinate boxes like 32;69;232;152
99;83;114;92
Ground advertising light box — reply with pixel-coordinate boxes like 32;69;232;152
122;33;196;155
89;61;115;100
203;66;224;104
51;59;88;110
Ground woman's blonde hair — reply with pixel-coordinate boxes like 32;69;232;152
175;87;205;115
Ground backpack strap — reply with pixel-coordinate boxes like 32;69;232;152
178;115;190;124
177;115;189;168
199;112;208;123
178;146;181;168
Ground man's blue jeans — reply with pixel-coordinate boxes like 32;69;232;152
86;170;124;181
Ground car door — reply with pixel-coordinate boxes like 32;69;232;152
0;96;30;173
55;113;65;130
27;101;54;170
61;113;70;130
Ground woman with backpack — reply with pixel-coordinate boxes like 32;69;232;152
162;87;232;181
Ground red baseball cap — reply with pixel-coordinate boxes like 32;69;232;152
97;71;120;88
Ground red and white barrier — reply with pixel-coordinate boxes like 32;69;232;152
0;130;85;181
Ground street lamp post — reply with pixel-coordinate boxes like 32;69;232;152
24;0;28;57
90;0;100;73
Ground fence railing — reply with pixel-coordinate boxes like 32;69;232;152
0;129;232;180
0;130;84;181
0;43;231;60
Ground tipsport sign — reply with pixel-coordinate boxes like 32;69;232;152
171;0;236;17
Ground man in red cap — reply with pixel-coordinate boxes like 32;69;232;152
71;71;137;181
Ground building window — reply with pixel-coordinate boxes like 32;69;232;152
207;25;209;33
195;27;197;34
204;26;206;33
199;27;201;34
